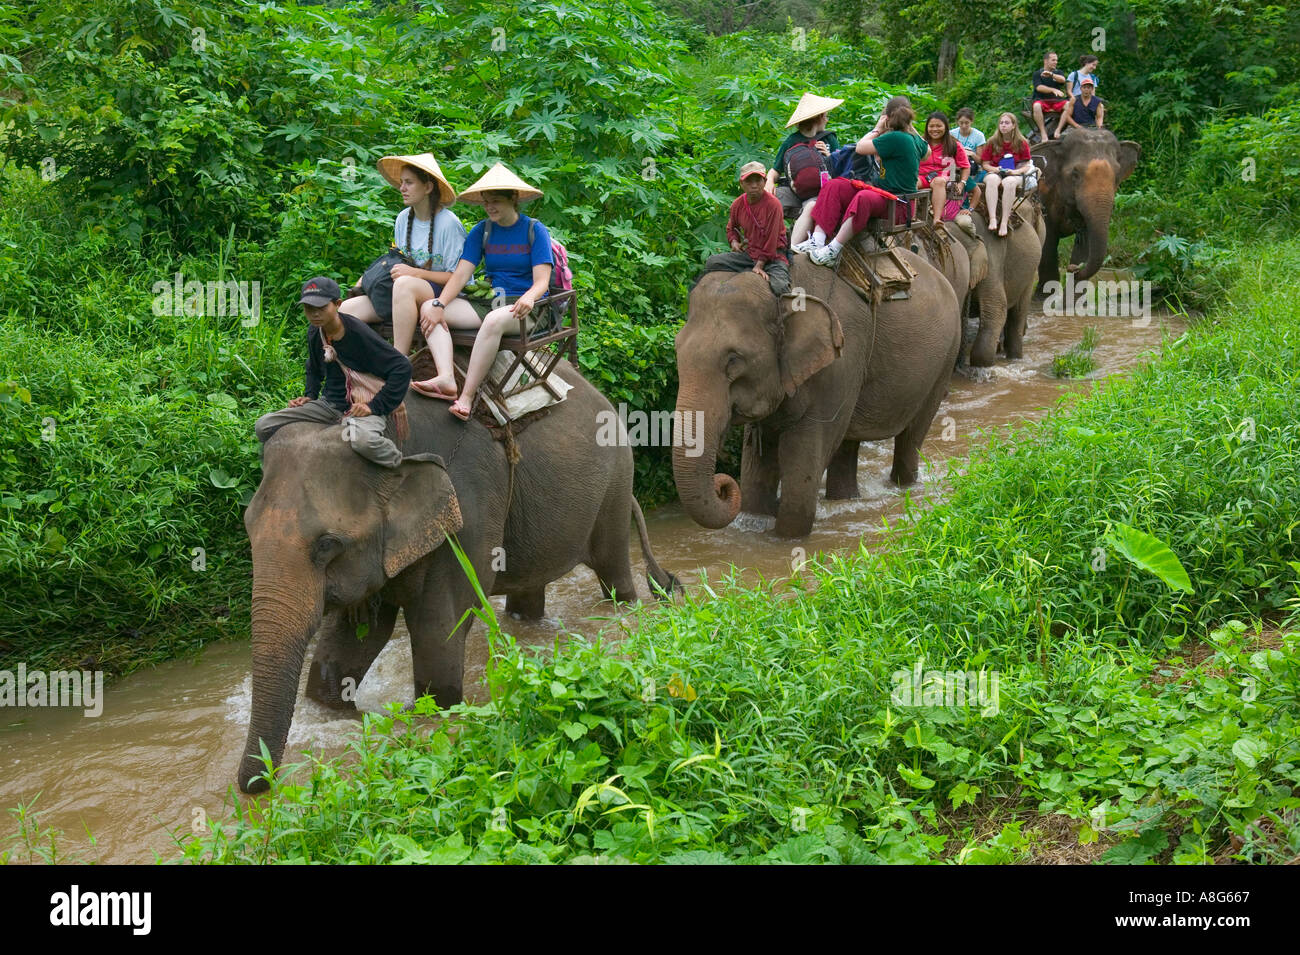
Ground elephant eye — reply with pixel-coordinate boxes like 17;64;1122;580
311;534;347;566
725;353;744;379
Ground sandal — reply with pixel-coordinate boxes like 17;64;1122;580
411;378;457;401
448;399;472;422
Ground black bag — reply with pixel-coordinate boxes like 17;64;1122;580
360;248;412;321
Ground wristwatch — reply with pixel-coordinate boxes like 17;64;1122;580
431;299;444;308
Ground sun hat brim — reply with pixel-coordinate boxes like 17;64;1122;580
456;162;544;205
786;93;845;128
376;153;458;206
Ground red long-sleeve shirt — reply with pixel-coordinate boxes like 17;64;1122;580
726;192;789;265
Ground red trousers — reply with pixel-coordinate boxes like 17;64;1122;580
811;178;909;238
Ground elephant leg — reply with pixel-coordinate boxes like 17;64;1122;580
405;547;490;707
890;374;948;486
587;476;640;603
1038;220;1061;292
970;294;1007;367
305;604;397;711
740;424;779;516
1004;284;1034;360
505;588;546;619
774;427;823;538
825;440;861;499
1069;226;1089;268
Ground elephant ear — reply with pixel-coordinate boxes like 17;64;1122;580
1116;141;1141;183
381;453;463;579
777;293;843;397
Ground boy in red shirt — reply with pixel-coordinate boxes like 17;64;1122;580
702;161;791;296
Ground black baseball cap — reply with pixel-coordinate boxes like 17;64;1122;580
298;276;340;307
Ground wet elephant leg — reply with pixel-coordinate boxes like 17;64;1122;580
825;440;861;499
405;547;487;707
889;373;948;486
587;478;639;603
306;605;397;711
506;588;546;619
1068;227;1088;269
774;427;823;538
740;424;779;517
1005;276;1036;360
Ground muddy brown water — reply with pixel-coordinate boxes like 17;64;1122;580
1;301;1183;863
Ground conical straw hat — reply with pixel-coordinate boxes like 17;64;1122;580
376;153;458;205
456;162;543;205
786;92;845;128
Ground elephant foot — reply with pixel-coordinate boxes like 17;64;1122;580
956;363;995;383
773;508;815;539
305;660;362;712
505;588;546;620
889;466;920;486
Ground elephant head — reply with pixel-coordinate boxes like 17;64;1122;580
1034;129;1140;282
238;427;461;793
673;271;843;528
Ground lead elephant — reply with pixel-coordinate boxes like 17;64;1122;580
966;203;1047;367
674;251;960;539
1032;129;1140;290
238;364;676;793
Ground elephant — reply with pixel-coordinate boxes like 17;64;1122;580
237;363;677;793
965;202;1047;367
1032;128;1140;291
897;222;989;364
673;250;960;539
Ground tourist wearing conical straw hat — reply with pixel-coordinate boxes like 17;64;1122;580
341;152;471;382
412;163;555;421
766;92;844;244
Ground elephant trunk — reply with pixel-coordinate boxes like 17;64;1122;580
238;545;324;794
1075;163;1116;281
672;387;740;529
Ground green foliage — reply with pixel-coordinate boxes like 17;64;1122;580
179;241;1300;864
0;0;946;669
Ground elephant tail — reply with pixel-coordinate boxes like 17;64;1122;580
632;498;681;599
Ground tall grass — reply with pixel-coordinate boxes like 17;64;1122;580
179;241;1300;865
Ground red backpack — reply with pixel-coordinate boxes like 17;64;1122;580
785;139;828;200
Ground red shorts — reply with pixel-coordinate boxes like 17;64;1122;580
1035;99;1066;114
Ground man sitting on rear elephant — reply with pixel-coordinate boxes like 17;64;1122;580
255;276;412;468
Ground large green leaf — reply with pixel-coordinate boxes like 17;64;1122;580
1105;522;1194;594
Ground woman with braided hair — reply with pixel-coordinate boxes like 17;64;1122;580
341;154;471;396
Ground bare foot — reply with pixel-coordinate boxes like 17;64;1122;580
998;222;1010;237
411;375;457;401
449;397;472;421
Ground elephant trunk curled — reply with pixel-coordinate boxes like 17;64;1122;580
672;386;740;529
238;546;323;794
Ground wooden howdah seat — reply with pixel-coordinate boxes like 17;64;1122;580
449;288;579;407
